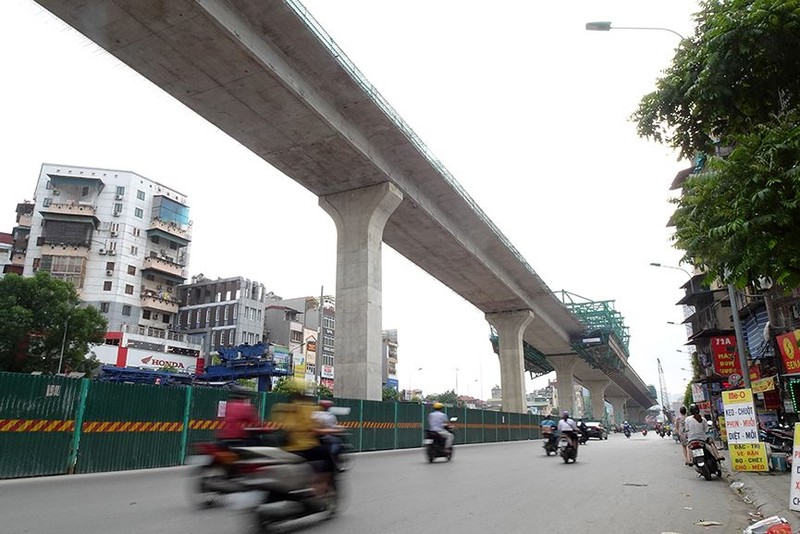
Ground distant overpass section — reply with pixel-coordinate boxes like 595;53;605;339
34;0;655;414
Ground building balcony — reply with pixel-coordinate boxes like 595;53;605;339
41;202;97;217
39;243;91;258
16;214;32;228
142;256;187;280
140;292;180;314
147;218;191;244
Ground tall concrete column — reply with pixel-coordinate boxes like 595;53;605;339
584;379;610;422
608;396;627;424
320;183;403;401
549;354;577;415
486;310;534;414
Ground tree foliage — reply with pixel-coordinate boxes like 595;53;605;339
0;272;107;374
382;386;400;402
270;376;333;398
425;389;460;407
633;0;800;288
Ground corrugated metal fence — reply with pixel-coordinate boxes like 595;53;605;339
0;373;541;479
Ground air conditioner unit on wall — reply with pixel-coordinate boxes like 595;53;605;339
115;194;124;200
52;190;60;196
107;250;116;256
98;248;107;255
110;231;118;237
106;270;114;276
112;212;120;217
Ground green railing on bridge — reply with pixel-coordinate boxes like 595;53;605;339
0;372;542;479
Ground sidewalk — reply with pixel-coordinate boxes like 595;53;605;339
720;449;800;532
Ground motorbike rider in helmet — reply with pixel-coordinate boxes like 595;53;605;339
428;402;454;452
557;411;580;449
684;404;724;462
270;379;339;497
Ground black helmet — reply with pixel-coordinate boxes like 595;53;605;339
689;404;700;416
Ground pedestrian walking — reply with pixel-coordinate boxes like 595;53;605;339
675;406;692;466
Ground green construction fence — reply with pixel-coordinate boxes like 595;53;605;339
0;372;543;479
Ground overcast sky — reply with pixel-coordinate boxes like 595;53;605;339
1;0;700;404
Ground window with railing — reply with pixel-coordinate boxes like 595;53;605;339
40;255;86;287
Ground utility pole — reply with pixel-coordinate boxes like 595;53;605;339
314;285;324;385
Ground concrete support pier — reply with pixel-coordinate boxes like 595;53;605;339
320;183;403;401
584;379;610;422
549;355;577;416
608;396;628;425
486;310;534;414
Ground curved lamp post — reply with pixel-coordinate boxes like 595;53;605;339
585;21;686;40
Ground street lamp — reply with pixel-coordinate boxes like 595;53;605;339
585;21;686;40
57;304;79;375
409;366;423;396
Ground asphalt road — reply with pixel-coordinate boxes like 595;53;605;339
0;432;756;534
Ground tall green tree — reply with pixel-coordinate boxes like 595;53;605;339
633;0;800;288
0;272;107;374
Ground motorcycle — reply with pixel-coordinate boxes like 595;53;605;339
759;422;793;454
239;444;347;533
623;428;631;439
688;439;721;480
658;427;666;438
543;432;559;456
641;428;648;437
425;417;457;462
558;433;579;463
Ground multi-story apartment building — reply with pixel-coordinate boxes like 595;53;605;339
382;329;398;389
14;164;203;372
24;164;193;336
280;295;336;389
176;275;270;353
4;201;34;275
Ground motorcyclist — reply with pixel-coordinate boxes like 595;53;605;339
270;379;339;498
314;399;345;459
622;420;632;436
540;412;558;449
217;386;261;445
557;411;579;449
577;419;589;442
428;402;454;451
685;404;724;462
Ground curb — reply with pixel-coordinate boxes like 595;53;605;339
721;461;800;532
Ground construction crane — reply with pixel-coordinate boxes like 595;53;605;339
657;358;673;423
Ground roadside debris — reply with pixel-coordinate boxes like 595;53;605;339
696;520;723;526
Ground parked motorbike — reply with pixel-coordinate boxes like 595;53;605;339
558;434;579;463
658;427;666;438
688;439;721;480
424;417;457;462
543;432;559;456
759;421;793;454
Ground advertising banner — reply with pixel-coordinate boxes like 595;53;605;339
321;365;334;379
722;388;768;471
777;329;800;374
730;443;769;472
791;425;800;511
271;345;290;373
751;376;776;394
711;335;742;377
691;383;706;403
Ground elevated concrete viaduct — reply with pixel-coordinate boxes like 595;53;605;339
35;0;656;412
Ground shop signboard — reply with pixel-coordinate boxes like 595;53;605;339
691;383;706;403
711;335;742;378
722;388;768;472
751;376;776;394
777;329;800;374
792;425;800;511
